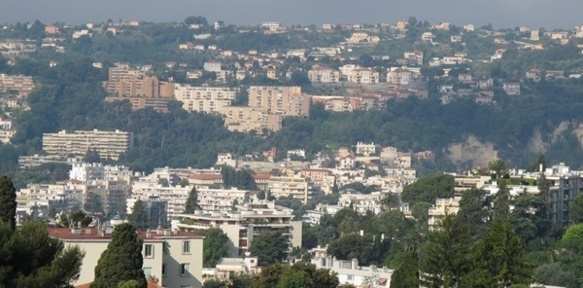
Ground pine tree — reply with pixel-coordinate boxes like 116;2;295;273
184;187;201;213
92;223;147;288
493;181;511;219
0;221;85;287
128;200;149;230
0;175;17;229
472;218;533;287
390;251;419;288
420;214;472;287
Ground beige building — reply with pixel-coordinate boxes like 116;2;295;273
222;106;283;133
175;202;302;257
348;68;379;84
42;129;133;160
268;176;315;204
103;64;174;98
308;67;340;83
0;73;35;97
428;196;461;230
50;227;204;288
174;84;237;114
248;86;310;117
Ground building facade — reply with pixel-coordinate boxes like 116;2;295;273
42;129;133;160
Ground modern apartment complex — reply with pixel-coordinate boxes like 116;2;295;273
248;86;310;117
268;176;315;204
0;73;35;96
42;129;133;160
308;67;340;83
175;202;302;257
222;106;283;133
174;84;237;113
50;227;204;288
103;64;174;112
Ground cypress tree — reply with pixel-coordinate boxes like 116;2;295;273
92;223;147;288
128;200;149;230
184;187;201;213
0;175;16;229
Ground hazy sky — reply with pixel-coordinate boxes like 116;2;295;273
1;0;582;29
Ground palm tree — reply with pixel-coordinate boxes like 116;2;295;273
488;159;509;179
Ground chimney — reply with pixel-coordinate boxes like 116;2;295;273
146;229;152;239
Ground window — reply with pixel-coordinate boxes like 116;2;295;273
143;267;153;277
162;263;167;277
180;263;190;276
163;242;169;254
144;244;154;258
182;241;190;254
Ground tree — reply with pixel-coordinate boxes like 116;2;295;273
488;159;509;179
457;188;491;237
0;175;16;229
411;201;432;223
390;251;419;288
493;181;511;219
92;223;147;288
326;233;375;265
128;200;149;230
0;220;85;287
59;210;93;228
571;194;583;223
402;174;455;205
249;232;288;266
204;228;230;267
184;187;201;214
560;224;583;280
420;214;472;287
407;16;418;27
471;218;533;287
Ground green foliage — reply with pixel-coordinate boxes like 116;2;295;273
411;201;432;223
471;218;533;287
249;232;288;266
327;233;376;265
571;194;583;223
252;262;338;288
184;187;201;213
390;251;420;288
420;215;472;287
0;175;16;229
402;174;455;205
92;223;147;288
535;263;579;288
221;166;258;190
0;220;85;288
457;188;492;237
117;280;141;288
203;228;230;267
128;200;149;230
59;210;93;228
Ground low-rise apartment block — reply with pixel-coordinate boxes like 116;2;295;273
0;73;35;97
42;129;133;160
175;202;302;257
268;176;315;204
222;106;283;133
174;84;237;113
348;68;379;84
50;227;204;288
308;67;340;83
248;86;310;117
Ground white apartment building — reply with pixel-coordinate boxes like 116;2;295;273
308;67;340;83
174;84;237;113
348;69;379;84
175;202;302;257
356;142;377;156
69;162;105;182
311;250;393;287
50;227;204;288
203;61;222;72
338;192;384;215
197;187;250;211
42;129;133;160
268;176;315;204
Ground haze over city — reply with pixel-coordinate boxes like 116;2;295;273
1;0;582;29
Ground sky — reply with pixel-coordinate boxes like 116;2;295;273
0;0;581;30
